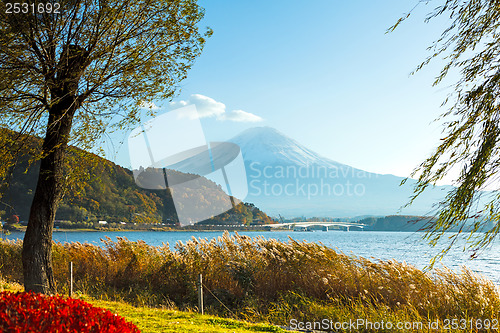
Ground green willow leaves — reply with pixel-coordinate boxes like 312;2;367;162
392;1;500;263
0;0;211;167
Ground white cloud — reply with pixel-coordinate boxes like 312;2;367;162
219;110;264;122
138;101;159;110
170;94;263;123
170;94;225;119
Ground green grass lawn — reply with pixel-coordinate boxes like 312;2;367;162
87;299;286;333
0;280;285;333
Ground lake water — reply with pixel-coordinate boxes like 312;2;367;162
4;230;500;284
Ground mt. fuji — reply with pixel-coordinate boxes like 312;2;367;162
228;127;448;217
229;127;346;168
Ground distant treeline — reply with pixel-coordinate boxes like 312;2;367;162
358;215;430;231
359;215;496;232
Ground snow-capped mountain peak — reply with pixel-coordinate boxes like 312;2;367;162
229;126;345;168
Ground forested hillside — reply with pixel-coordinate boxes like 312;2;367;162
0;133;272;226
359;215;496;233
359;215;430;231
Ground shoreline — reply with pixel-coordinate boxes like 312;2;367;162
3;228;284;233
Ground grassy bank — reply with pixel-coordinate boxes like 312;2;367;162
0;280;283;333
1;232;499;332
88;299;284;333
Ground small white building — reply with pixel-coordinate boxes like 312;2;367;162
98;221;108;225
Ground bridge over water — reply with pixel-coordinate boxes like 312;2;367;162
264;221;366;231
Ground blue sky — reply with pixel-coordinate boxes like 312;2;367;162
111;0;458;182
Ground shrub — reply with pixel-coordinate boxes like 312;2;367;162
0;239;22;283
0;291;140;332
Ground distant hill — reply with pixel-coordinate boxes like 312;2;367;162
358;215;497;232
359;215;431;231
229;126;451;217
0;134;273;226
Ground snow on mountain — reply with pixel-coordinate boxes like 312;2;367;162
229;126;346;168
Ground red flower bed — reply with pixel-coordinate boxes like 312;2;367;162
0;291;140;332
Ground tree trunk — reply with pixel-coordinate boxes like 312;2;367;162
22;44;87;294
22;106;76;294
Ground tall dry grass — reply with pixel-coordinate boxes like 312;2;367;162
0;232;499;329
